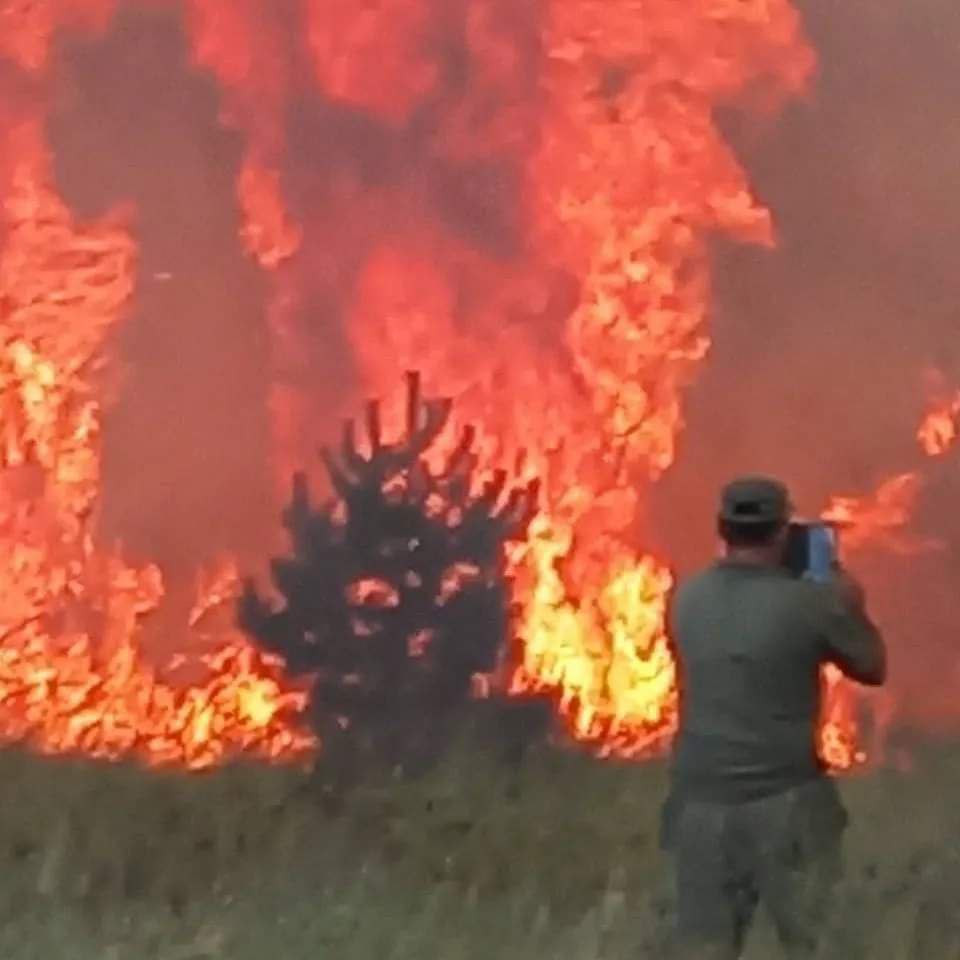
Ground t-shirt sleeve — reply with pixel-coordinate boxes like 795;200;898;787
814;584;887;686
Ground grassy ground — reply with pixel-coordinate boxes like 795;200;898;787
0;738;956;959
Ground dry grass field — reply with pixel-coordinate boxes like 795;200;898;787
0;737;956;959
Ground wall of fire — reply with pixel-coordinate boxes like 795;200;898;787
0;0;955;769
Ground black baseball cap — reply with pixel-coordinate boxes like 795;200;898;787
719;476;792;526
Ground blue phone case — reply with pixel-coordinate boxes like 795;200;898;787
785;522;837;581
806;524;836;582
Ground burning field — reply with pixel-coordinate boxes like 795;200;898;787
0;0;956;782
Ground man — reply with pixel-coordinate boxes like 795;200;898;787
664;476;887;959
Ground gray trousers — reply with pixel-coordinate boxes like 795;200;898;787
664;778;847;960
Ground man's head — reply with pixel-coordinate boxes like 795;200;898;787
717;476;792;561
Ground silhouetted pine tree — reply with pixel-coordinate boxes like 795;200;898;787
240;373;542;778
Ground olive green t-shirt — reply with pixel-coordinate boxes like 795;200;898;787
668;561;886;804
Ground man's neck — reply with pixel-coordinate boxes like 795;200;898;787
724;547;782;568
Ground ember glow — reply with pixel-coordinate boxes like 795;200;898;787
0;0;894;772
917;373;960;458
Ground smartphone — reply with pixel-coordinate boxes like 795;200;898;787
785;522;838;582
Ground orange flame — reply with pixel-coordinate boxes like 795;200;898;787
917;379;960;457
0;15;313;769
823;473;935;555
0;1;855;771
818;664;862;771
0;613;312;770
816;460;945;767
330;0;814;757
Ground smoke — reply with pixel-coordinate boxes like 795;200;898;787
652;0;960;734
48;8;273;594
